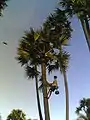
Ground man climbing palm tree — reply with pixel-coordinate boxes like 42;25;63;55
47;76;59;99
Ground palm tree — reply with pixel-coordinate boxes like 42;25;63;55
38;30;53;120
16;28;43;120
25;65;43;120
59;0;90;51
76;98;90;120
43;8;72;120
47;48;70;120
58;49;70;120
16;28;54;120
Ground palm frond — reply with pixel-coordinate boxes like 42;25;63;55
47;61;59;74
59;0;90;19
46;47;70;74
76;98;90;120
76;98;87;114
43;8;72;48
76;107;82;114
0;0;8;16
77;113;88;120
25;65;40;79
16;27;41;67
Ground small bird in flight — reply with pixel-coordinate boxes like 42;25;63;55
2;42;8;45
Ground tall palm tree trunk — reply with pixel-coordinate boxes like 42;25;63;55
41;60;50;120
35;65;43;120
80;18;90;51
62;70;69;120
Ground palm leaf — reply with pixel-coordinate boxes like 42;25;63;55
77;113;88;120
34;32;40;41
25;65;40;79
76;107;82;114
43;8;72;49
47;61;59;74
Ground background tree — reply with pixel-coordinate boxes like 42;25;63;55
76;98;90;120
0;0;8;16
16;28;43;120
6;109;27;120
59;0;90;51
25;65;43;120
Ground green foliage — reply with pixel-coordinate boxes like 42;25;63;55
59;0;90;19
34;32;40;41
76;98;90;120
77;114;88;120
57;48;70;72
42;8;71;74
47;48;70;74
43;8;72;48
16;27;54;68
0;0;8;16
25;65;40;79
6;109;27;120
59;0;90;52
16;28;41;67
16;7;72;77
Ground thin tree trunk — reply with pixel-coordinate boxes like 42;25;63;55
35;65;43;120
80;18;90;51
41;61;50;120
62;70;69;120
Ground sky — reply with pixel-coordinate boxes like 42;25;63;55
0;0;90;120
